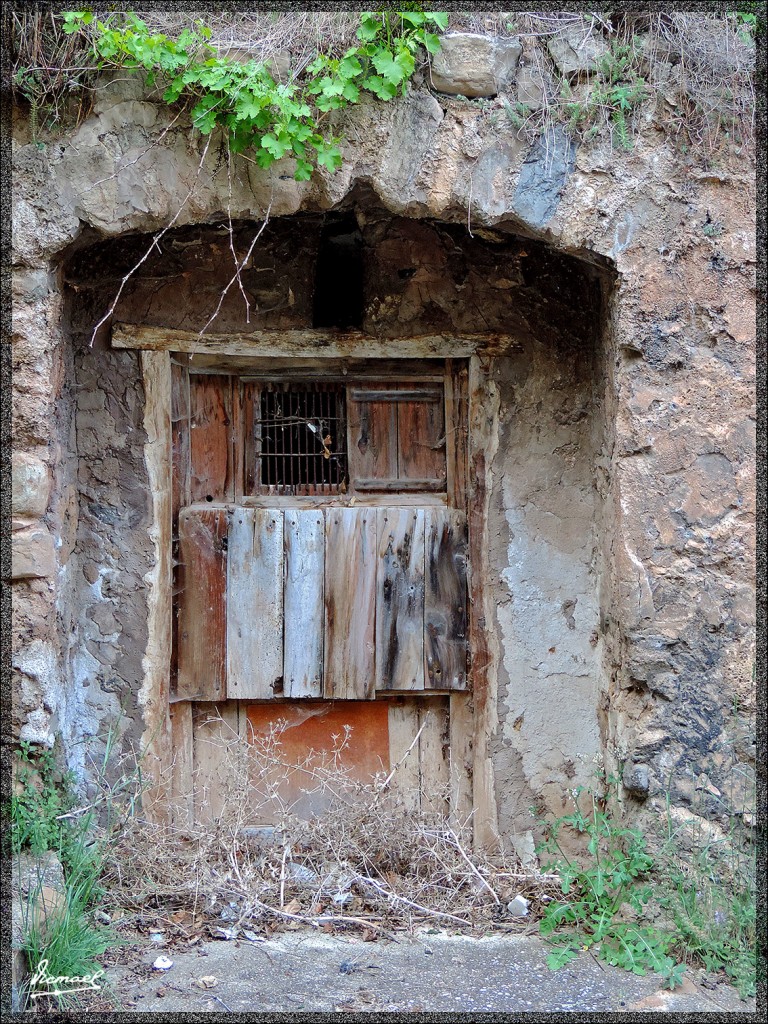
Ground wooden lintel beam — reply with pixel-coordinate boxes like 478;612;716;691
111;322;514;358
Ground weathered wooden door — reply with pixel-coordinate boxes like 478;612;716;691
169;359;470;819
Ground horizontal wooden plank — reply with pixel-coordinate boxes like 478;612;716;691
354;479;446;493
349;388;443;403
112;322;483;358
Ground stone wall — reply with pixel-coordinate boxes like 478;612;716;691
11;36;756;848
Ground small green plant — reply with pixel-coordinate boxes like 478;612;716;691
61;9;447;180
11;742;76;856
557;40;649;150
654;782;756;998
536;776;685;988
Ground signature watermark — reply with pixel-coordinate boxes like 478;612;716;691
29;958;105;1001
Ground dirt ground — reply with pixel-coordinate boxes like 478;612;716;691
80;928;757;1015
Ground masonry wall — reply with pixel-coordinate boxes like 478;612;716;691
11;53;756;848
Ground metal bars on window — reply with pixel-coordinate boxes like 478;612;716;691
257;382;347;495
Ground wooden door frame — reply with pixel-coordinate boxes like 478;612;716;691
133;325;500;847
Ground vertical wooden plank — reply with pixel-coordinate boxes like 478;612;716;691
347;388;398;488
445;360;468;511
177;509;228;701
449;692;474;826
387;700;421;812
424;508;468;690
171;360;190;520
170;701;194;826
192;703;239;823
375;508;425;692
418;700;450;813
242;381;260;496
284;509;324;698
227;508;284;699
397;391;446;485
189;374;233;502
324;508;376;699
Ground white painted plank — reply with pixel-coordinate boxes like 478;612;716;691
227;508;284;699
284;509;324;698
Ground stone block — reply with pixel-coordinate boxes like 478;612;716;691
12;526;56;580
12;452;50;518
430;33;522;97
547;27;609;76
516;66;546;110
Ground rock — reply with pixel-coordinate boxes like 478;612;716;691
547;27;609;76
513;127;576;228
429;34;522;97
11;525;56;579
507;894;530;917
516;67;547;110
623;763;651;797
11;453;50;518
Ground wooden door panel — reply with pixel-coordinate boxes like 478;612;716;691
176;508;228;701
324;508;377;699
189;374;233;502
227;509;284;699
375;508;425;691
425;508;468;690
284;509;325;698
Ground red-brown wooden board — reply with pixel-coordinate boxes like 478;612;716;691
189;374;233;502
347;385;398;489
397;388;446;486
176;508;228;700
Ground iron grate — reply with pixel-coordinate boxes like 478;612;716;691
258;383;347;494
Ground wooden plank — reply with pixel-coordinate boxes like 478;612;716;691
349;388;443;403
170;701;194;826
239;494;447;508
375;508;425;692
424;509;468;690
171;360;190;521
347;388;398;487
398;389;446;485
445;360;469;511
449;692;474;826
324;508;377;699
176;508;228;701
419;700;450;813
227;508;284;699
112;322;480;359
189;374;233;503
241;381;260;497
387;700;421;812
420;704;449;810
284;509;324;698
192;703;239;823
354;478;445;493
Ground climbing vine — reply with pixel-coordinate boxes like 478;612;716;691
61;9;448;179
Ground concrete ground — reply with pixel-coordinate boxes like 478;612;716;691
97;928;757;1014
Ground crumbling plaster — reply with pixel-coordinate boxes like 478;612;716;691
11;58;756;845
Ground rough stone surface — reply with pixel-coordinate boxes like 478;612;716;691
429;33;522;97
513;127;577;228
547;27;609;76
12;452;50;518
11;526;56;580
